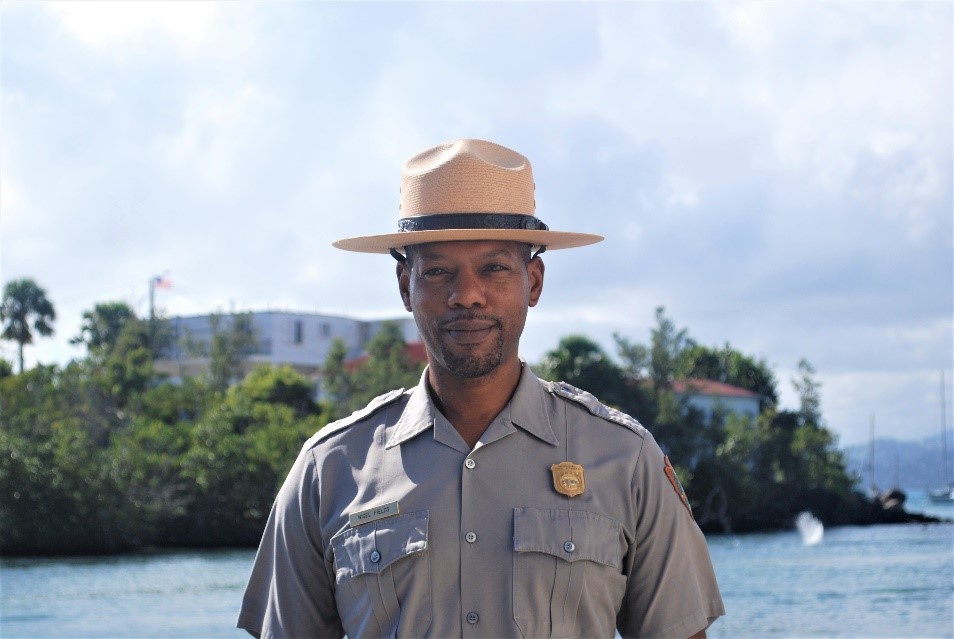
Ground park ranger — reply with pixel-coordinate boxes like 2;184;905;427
238;139;725;638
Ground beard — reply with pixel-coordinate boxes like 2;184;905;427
437;334;504;378
432;315;505;379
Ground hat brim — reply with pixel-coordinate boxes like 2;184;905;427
333;229;604;253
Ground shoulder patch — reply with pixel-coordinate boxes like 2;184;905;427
309;388;408;445
547;380;645;434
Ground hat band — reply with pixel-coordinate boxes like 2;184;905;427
398;213;549;233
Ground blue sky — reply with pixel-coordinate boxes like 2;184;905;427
2;1;951;447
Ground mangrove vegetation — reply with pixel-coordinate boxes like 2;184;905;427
0;281;906;555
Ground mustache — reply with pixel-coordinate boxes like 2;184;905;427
438;313;502;329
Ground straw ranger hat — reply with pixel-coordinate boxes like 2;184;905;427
332;139;604;256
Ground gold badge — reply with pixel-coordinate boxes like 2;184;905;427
551;462;586;497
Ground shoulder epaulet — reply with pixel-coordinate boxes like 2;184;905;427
308;388;408;445
546;380;645;435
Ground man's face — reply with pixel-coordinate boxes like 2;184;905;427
397;240;544;380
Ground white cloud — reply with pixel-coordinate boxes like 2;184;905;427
47;0;217;49
663;175;701;209
155;82;282;192
715;2;780;51
819;368;951;447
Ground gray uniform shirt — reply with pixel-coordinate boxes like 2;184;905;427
238;365;725;638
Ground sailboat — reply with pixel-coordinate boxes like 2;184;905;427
930;487;954;503
929;372;954;503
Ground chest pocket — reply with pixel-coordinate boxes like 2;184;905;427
331;510;431;639
513;508;627;639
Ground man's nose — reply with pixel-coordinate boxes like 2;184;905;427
448;269;486;308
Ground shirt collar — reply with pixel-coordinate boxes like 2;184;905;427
385;369;434;449
385;363;560;449
507;363;560;446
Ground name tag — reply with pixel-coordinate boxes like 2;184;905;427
348;501;400;527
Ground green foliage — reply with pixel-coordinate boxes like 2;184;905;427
325;322;424;419
535;335;631;409
0;364;135;553
176;366;325;546
536;306;871;534
676;343;779;409
0;295;878;555
101;318;155;409
70;302;136;358
653;389;711;467
793;358;822;424
204;312;258;392
139;377;215;425
648;306;692;391
321;338;352;416
0;355;326;554
352;322;422;406
1;278;56;373
236;365;320;418
110;416;192;536
613;332;650;381
178;312;259;392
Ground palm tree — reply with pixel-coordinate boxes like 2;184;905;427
0;278;56;373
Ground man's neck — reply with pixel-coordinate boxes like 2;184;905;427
426;358;524;449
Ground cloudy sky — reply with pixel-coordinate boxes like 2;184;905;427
2;1;951;447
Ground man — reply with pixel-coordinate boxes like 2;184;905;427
238;139;725;638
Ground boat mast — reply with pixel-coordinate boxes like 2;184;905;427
867;414;877;495
941;372;950;487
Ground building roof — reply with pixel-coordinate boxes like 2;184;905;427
672;378;761;399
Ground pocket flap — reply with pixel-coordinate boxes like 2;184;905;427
331;510;428;583
514;508;622;569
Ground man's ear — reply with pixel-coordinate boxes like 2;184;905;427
528;256;545;308
397;261;412;312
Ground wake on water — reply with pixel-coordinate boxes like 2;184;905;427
796;511;824;546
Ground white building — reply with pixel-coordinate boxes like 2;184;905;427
155;311;419;389
672;379;762;421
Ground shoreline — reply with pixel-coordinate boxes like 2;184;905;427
3;514;950;560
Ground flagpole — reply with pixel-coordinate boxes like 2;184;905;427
148;275;172;356
149;276;156;354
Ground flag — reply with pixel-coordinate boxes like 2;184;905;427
153;276;172;289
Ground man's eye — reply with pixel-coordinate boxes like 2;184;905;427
421;267;450;278
484;263;509;273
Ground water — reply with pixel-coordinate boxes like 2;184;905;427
706;523;953;638
2;515;952;638
1;550;252;638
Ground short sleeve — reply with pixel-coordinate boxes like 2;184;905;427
237;442;344;639
616;433;725;639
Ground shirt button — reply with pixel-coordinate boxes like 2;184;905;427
465;531;477;543
370;550;381;563
563;541;576;553
464;458;476;469
466;611;479;624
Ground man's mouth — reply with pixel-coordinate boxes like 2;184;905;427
440;316;501;344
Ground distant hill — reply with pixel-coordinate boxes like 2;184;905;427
842;433;954;492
